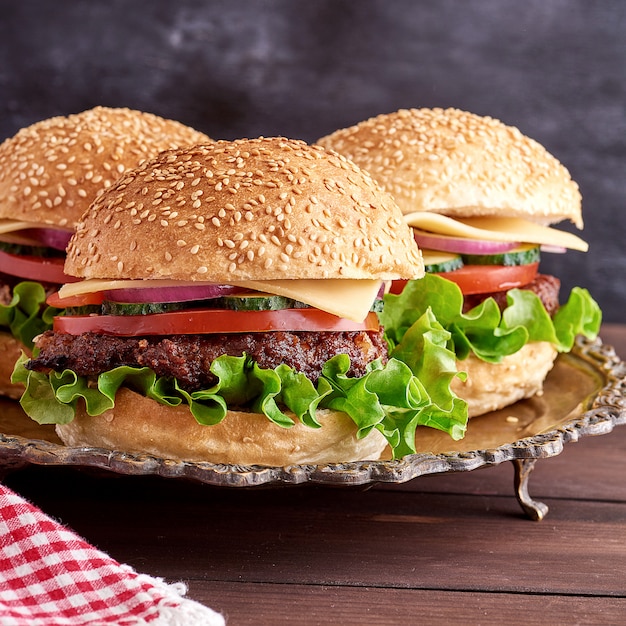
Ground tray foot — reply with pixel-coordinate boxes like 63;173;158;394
512;458;549;521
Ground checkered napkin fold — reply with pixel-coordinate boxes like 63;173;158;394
0;484;224;625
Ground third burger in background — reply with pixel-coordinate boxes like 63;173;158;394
0;106;211;397
318;107;601;417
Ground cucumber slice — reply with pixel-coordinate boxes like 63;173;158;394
101;301;188;316
370;298;384;313
64;305;102;316
100;294;384;315
422;250;464;273
461;244;540;266
0;240;64;258
213;293;308;311
216;293;385;313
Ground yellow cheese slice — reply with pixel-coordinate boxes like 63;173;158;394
0;219;72;234
58;278;382;322
420;250;460;265
403;212;588;252
229;279;382;322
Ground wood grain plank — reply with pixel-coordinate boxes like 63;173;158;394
5;467;626;597
186;581;626;626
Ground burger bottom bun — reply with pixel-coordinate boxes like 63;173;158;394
55;387;388;466
0;332;28;399
451;341;558;418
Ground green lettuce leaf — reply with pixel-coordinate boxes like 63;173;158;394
380;274;602;366
0;281;59;349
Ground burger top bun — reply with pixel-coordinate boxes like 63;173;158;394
66;137;424;281
317;107;583;228
0;106;212;228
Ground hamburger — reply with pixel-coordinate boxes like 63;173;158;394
14;137;469;465
0;106;211;398
318;108;601;417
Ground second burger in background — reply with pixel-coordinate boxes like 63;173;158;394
0;106;211;397
15;137;469;465
318;108;601;417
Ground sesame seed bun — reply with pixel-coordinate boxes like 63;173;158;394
55;387;389;465
0;106;212;228
51;136;423;466
319;108;575;418
317;107;583;228
0;107;211;400
450;342;558;418
65;137;424;281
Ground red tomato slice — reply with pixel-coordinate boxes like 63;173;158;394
47;290;105;308
0;249;78;284
390;262;539;296
388;280;408;295
436;262;539;295
53;309;380;336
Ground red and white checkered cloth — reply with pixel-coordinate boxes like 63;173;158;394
0;484;224;625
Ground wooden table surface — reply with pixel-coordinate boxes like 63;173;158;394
3;324;626;625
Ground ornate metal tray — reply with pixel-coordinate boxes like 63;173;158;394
1;336;624;520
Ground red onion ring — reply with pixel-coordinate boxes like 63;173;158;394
103;283;246;304
413;229;519;254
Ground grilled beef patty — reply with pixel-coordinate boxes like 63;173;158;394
26;328;389;391
462;273;560;315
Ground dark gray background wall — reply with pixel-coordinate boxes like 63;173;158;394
1;0;624;322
